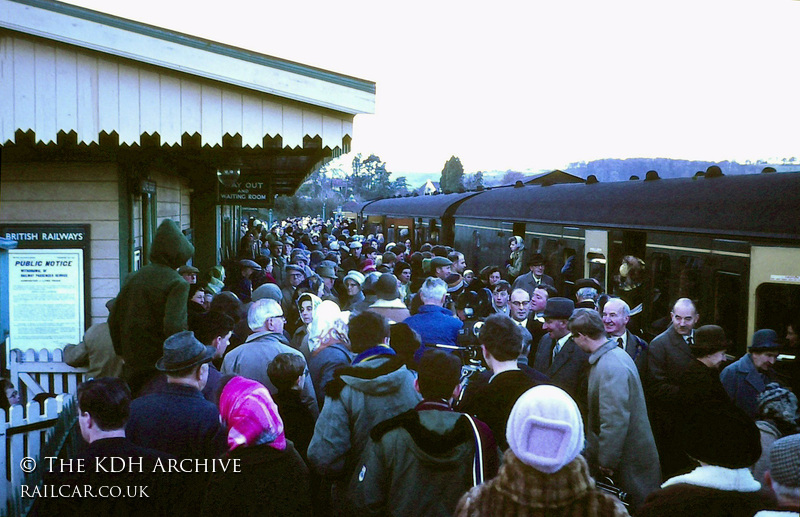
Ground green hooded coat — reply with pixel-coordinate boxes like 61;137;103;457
109;219;194;392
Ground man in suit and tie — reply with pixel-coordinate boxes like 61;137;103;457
512;253;555;296
602;297;648;366
640;297;698;478
532;297;589;414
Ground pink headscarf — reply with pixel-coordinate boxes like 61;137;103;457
218;376;286;451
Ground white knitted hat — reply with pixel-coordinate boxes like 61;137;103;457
506;385;584;473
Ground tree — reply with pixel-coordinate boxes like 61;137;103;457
440;156;465;193
500;170;525;185
464;171;484;190
392;176;410;195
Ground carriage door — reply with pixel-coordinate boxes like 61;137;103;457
584;230;608;291
749;246;800;341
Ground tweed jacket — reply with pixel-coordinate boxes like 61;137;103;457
455;452;629;517
533;335;589;414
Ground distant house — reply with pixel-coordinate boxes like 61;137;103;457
416;179;440;195
523;170;585;186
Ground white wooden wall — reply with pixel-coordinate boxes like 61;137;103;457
0;32;354;150
0;162;120;326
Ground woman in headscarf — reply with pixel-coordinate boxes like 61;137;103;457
291;292;322;354
506;236;525;281
307;301;353;409
202;376;312;517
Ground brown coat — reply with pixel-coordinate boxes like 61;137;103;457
455;451;629;517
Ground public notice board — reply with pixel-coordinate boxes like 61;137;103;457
8;249;85;349
0;224;90;354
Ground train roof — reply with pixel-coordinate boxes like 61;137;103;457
453;172;800;241
362;191;482;218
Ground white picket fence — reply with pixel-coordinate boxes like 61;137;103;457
1;348;87;516
7;348;88;403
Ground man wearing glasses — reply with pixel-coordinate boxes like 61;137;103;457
222;299;319;418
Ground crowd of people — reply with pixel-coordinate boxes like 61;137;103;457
23;215;800;516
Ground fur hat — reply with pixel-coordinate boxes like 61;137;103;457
506;385;584;474
756;382;799;428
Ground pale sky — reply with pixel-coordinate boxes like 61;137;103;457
63;0;800;175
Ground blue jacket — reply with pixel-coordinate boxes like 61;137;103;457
720;353;777;419
127;383;227;459
405;305;463;357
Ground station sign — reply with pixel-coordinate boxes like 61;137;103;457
218;174;274;208
0;225;90;356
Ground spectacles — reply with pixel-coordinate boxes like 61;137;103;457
510;300;530;307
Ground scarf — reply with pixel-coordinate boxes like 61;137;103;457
353;344;396;364
219;376;286;451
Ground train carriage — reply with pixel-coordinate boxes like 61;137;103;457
361;171;800;356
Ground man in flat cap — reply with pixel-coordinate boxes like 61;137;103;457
721;329;784;419
178;264;199;284
758;434;800;516
431;256;453;281
282;264;306;317
234;258;262;303
533;297;589;414
316;264;339;305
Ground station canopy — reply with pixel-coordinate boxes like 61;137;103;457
0;0;376;196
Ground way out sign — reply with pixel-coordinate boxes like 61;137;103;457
218;175;274;208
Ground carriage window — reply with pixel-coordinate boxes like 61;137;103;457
428;220;439;244
755;283;800;339
677;255;704;301
561;248;578;297
471;230;481;251
713;271;742;350
528;238;540;254
587;252;606;285
512;223;526;242
649;253;671;321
